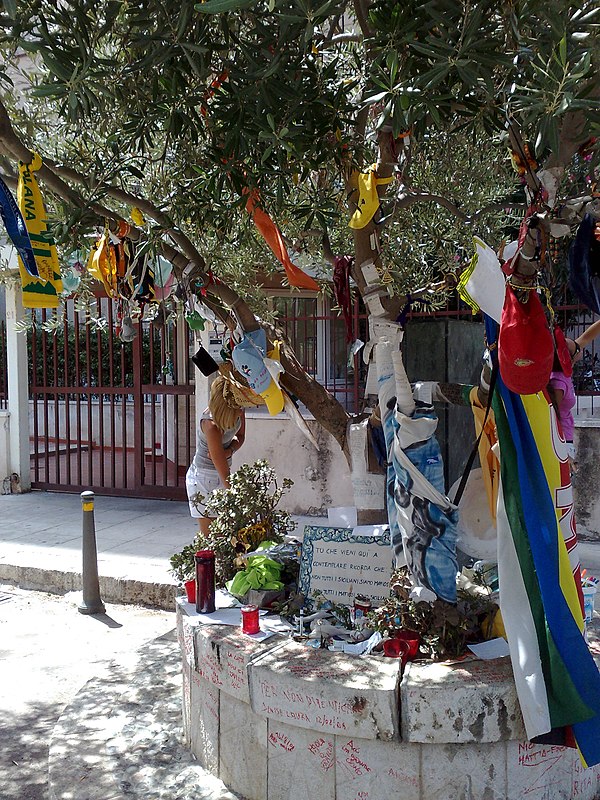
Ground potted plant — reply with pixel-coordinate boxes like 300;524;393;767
169;542;198;603
170;460;295;605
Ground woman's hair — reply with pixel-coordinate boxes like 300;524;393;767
208;366;264;431
209;376;242;432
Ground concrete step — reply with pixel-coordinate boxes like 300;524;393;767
0;561;178;611
49;630;242;800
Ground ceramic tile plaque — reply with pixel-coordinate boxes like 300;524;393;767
299;525;392;607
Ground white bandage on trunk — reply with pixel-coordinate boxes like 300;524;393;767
363;317;404;364
391;349;415;416
361;259;388;317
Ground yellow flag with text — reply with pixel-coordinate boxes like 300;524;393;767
17;153;62;308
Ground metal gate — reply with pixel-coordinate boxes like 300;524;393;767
29;297;195;498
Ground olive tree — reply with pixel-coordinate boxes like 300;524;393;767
0;0;597;452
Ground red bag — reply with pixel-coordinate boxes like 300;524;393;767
498;285;554;394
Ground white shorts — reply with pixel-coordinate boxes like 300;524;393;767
185;464;222;518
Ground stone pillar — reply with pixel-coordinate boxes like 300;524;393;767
5;277;31;491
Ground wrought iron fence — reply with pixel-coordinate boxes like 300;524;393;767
273;290;599;416
28;298;195;498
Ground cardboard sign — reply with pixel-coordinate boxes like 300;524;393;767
299;525;392;607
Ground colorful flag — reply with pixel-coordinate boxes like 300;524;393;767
17;153;62;307
488;315;600;767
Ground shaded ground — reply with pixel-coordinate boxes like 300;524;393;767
0;585;175;800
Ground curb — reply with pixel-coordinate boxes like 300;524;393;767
48;631;240;800
0;563;178;610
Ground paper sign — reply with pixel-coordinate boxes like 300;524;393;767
467;638;511;660
299;525;392;607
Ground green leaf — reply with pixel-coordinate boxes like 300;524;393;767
558;35;567;67
195;0;255;13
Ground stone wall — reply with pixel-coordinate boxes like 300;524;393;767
574;420;600;540
177;600;600;800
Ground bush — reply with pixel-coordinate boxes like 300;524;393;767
173;460;295;587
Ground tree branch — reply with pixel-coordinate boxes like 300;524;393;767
0;99;117;218
318;32;362;48
546;79;600;169
352;0;373;38
46;159;207;268
394;190;468;222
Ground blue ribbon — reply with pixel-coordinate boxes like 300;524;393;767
0;176;39;278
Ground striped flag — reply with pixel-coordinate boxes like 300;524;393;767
488;315;600;767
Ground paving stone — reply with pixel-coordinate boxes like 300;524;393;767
182;658;192;745
190;670;220;774
572;756;600;800
49;632;242;800
177;602;197;668
421;741;506;799
249;640;401;741
194;621;286;702
401;657;526;744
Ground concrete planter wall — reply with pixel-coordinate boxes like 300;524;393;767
177;600;600;800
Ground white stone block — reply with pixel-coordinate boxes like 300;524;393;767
506;741;574;800
421;741;506;799
182;659;192;746
401;658;525;744
266;721;335;800
176;601;196;669
194;623;285;702
249;641;401;741
334;736;420;800
572;754;600;800
189;670;220;774
220;690;268;800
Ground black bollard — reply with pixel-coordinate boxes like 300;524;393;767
78;490;106;615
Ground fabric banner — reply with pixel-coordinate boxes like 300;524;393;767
487;314;600;767
376;340;458;603
244;190;319;291
17;153;62;308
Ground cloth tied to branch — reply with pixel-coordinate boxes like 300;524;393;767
0;175;38;278
376;339;458;603
16;153;63;308
244;189;319;291
348;164;394;230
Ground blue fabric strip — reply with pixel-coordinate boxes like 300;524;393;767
0;176;39;277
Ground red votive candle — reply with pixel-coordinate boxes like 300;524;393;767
241;604;260;635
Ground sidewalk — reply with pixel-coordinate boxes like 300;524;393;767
1;489;600;611
0;490;323;609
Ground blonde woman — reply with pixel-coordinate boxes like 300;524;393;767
186;371;258;534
